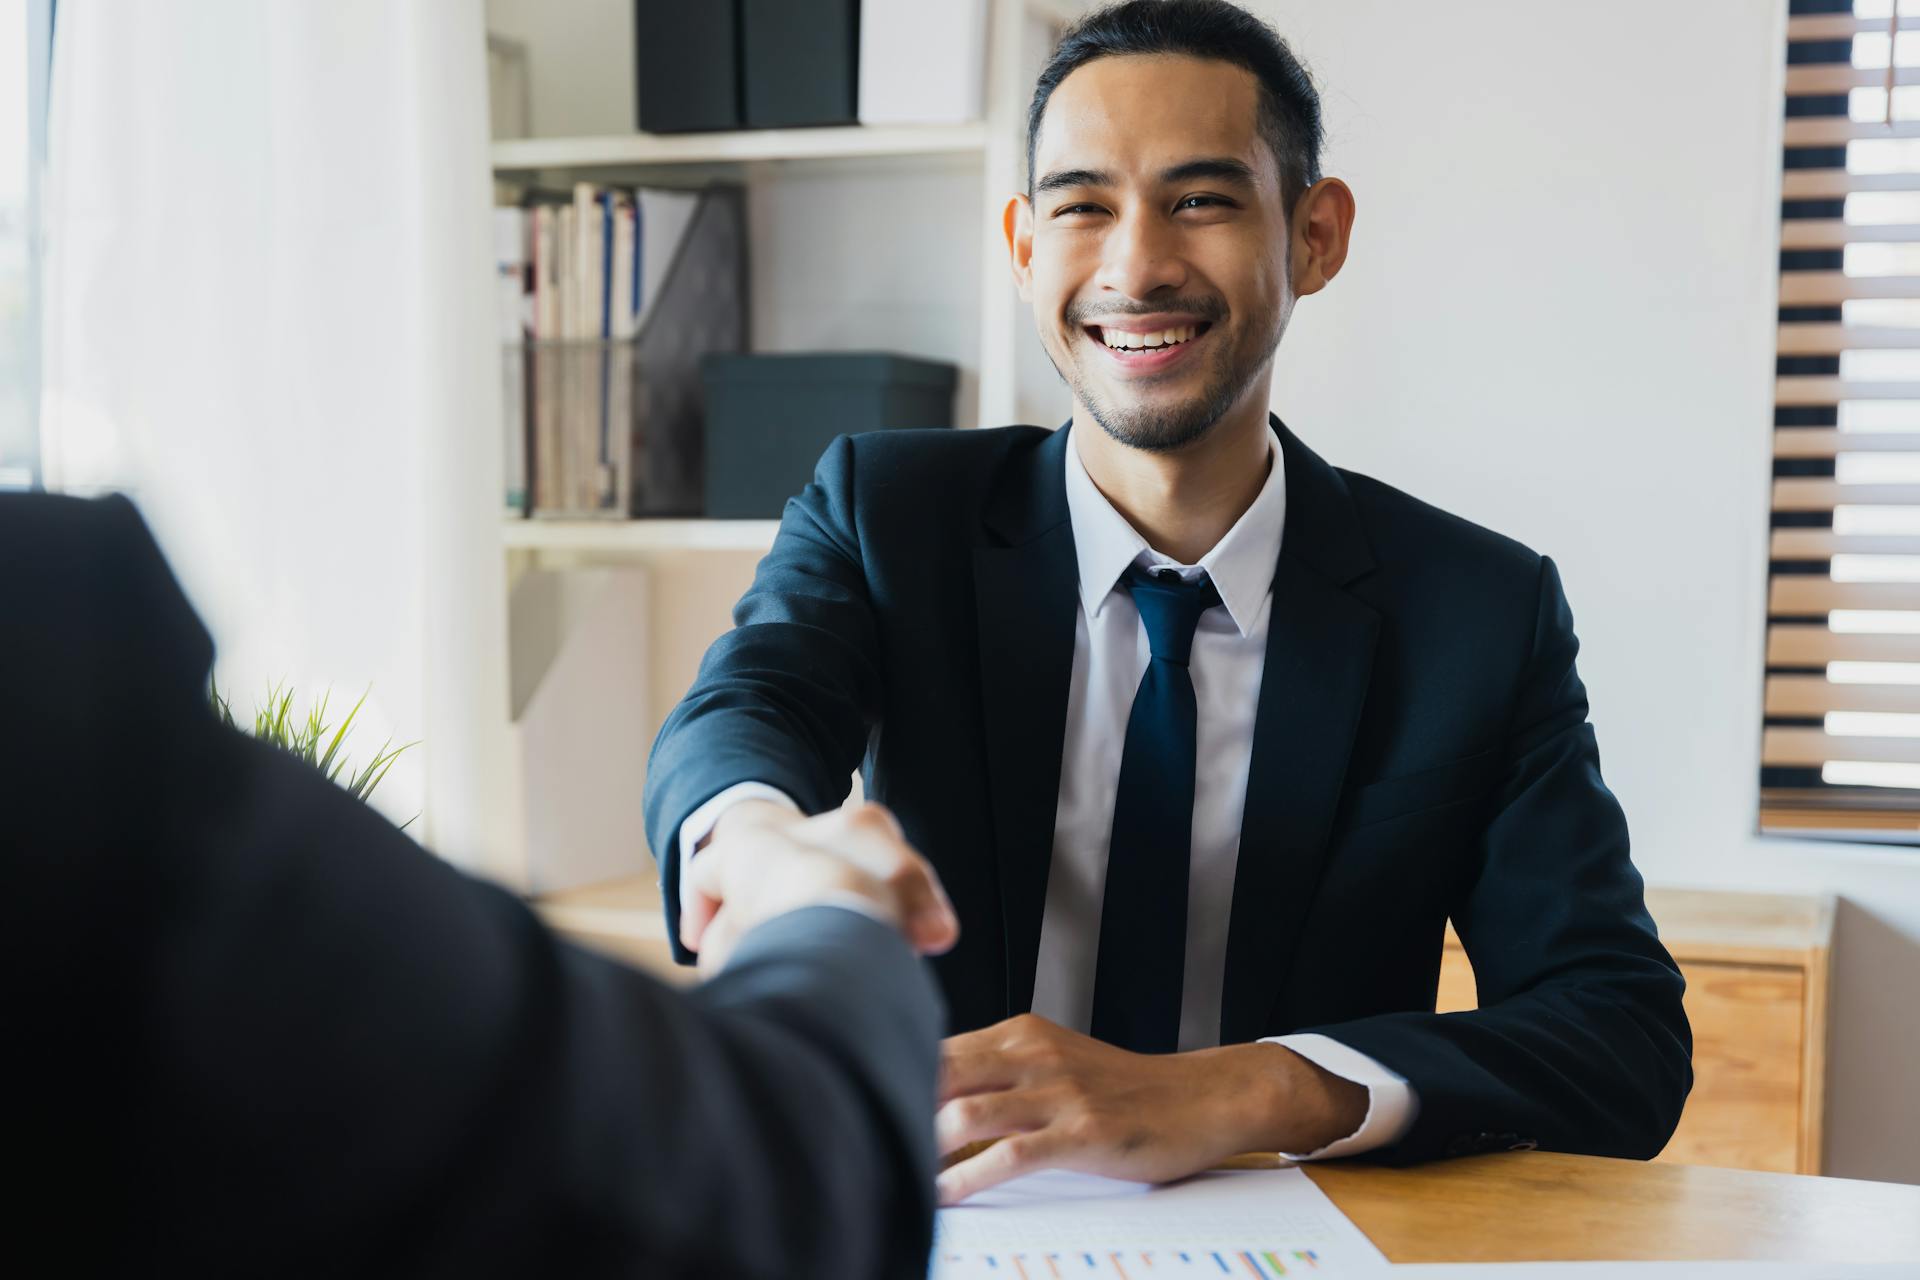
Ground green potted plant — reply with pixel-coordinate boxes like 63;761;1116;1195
210;678;417;827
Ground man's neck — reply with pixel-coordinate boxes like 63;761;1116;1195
1072;398;1274;566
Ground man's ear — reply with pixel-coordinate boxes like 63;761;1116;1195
1004;193;1034;302
1289;177;1355;299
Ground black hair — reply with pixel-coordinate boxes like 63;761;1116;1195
1025;0;1324;209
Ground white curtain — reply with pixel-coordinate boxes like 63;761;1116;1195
40;0;516;878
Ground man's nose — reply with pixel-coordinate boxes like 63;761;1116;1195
1094;211;1188;299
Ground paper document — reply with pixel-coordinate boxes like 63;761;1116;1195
931;1167;1389;1277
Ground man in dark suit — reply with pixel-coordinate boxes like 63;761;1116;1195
2;491;959;1277
646;0;1690;1204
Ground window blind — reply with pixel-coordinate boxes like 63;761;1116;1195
1766;0;1920;839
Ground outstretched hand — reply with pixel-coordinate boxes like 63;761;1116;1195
682;801;959;975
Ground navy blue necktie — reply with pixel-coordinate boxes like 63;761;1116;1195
1088;563;1221;1055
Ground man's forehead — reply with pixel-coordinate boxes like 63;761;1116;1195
1034;54;1269;179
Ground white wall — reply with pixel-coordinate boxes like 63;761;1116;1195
484;0;632;137
39;0;516;880
1251;0;1920;1184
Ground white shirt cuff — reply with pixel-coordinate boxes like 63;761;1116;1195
1260;1032;1419;1161
676;782;801;912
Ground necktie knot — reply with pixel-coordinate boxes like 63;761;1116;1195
1124;564;1220;667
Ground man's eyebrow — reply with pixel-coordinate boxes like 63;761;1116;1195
1033;167;1112;197
1032;157;1259;199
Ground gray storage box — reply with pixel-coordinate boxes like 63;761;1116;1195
633;1;742;133
702;352;957;518
740;0;859;128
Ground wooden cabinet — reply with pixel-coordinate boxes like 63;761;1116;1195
1437;888;1834;1174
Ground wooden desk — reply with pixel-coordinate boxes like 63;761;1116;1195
1303;1150;1920;1264
536;883;1915;1262
534;875;692;982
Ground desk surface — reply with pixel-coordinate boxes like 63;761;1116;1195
1304;1151;1920;1264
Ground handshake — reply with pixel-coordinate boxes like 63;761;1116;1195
680;799;961;973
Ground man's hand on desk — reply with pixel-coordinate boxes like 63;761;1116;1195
681;801;960;976
934;1014;1368;1205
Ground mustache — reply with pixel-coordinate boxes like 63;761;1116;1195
1064;297;1227;327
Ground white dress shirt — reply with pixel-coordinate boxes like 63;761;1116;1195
679;424;1416;1160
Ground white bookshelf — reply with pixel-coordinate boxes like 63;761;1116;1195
489;0;1082;892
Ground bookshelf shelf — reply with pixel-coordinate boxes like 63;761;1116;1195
503;517;779;556
491;122;989;174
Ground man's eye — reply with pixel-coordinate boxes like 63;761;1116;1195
1179;195;1228;210
1056;203;1100;216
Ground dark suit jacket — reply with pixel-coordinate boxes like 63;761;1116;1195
1;493;943;1278
645;415;1693;1166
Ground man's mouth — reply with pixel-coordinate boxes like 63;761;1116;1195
1082;321;1214;374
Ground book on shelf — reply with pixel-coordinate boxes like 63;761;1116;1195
494;181;742;521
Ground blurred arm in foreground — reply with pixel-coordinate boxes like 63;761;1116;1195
0;492;957;1279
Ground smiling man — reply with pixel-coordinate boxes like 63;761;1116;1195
645;0;1691;1202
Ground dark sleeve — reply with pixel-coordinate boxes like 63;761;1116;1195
642;434;883;960
1300;555;1694;1164
0;493;942;1279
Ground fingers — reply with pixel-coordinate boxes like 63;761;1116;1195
894;862;959;955
936;1129;1065;1206
679;842;730;952
794;803;959;955
940;1013;1069;1100
935;1088;1051;1156
938;1041;1020;1103
696;909;744;978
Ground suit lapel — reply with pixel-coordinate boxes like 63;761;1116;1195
1220;420;1381;1045
974;423;1078;1018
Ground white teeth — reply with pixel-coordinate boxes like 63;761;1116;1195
1101;323;1198;351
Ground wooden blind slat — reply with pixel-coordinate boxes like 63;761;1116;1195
1772;528;1920;555
1767;674;1920;714
1781;171;1920;197
1768;625;1920;664
1779;274;1920;304
1782;220;1920;248
1777;324;1920;354
1787;66;1920;95
1771;577;1920;613
1773;428;1920;457
1777;377;1920;404
1783;119;1920;146
1763;728;1920;767
1760;805;1920;833
1786;15;1901;39
1772;478;1920;511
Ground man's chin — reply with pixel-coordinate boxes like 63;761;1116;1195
1083;397;1224;455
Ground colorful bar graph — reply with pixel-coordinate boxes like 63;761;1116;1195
934;1246;1325;1278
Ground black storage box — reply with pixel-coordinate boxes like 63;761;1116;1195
740;0;860;128
634;2;742;133
702;352;957;518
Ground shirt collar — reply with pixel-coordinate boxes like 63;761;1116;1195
1063;419;1288;639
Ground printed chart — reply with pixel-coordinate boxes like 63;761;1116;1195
931;1167;1388;1279
934;1244;1326;1276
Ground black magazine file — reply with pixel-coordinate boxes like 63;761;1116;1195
626;183;747;516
